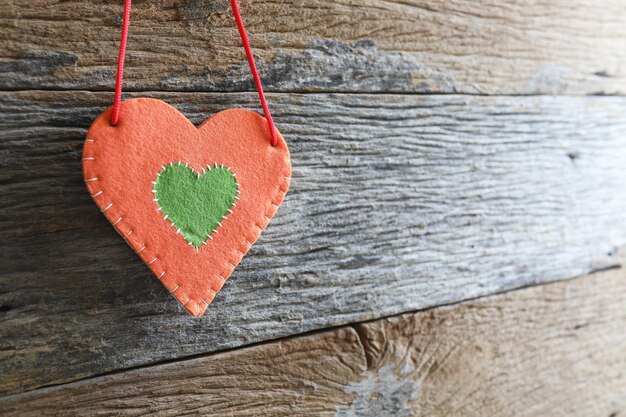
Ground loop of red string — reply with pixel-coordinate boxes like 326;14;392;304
110;0;279;146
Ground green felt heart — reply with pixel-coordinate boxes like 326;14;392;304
154;163;238;249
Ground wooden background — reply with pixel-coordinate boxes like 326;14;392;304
1;0;626;415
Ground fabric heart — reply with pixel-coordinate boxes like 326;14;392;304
83;98;291;317
154;163;238;249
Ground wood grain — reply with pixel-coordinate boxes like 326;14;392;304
2;268;625;416
1;0;625;95
2;91;626;395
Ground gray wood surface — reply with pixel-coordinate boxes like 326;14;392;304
2;90;626;395
3;267;625;416
1;0;625;95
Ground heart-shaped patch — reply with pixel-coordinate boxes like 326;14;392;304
82;98;291;317
154;163;239;249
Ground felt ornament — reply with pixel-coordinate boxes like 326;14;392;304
83;0;291;317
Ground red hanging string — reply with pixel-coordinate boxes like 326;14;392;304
110;0;132;127
230;0;278;146
110;0;279;146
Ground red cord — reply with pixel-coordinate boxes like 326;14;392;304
230;0;278;146
110;0;279;146
110;0;132;126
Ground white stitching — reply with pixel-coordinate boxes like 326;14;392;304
84;148;290;314
148;257;157;265
210;168;289;307
153;161;239;249
82;175;166;295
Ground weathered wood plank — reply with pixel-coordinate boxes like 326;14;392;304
2;91;626;395
1;0;625;95
2;268;625;416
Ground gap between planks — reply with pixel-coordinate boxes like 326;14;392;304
0;88;624;98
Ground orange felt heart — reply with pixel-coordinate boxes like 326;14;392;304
82;98;291;317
